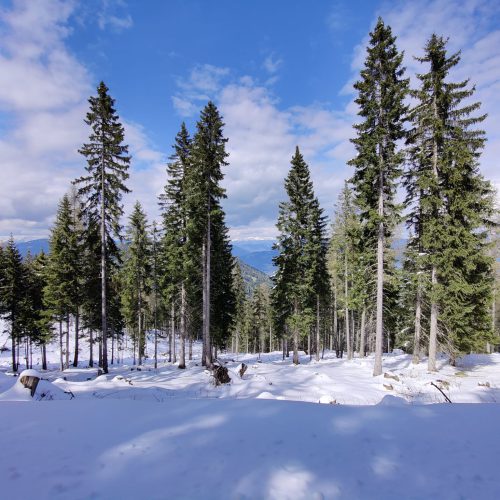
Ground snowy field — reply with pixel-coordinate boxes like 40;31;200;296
1;327;500;499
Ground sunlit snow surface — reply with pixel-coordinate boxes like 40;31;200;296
1;324;500;499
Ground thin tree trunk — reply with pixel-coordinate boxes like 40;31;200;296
345;250;352;360
269;325;272;354
89;329;94;367
428;94;439;373
373;163;384;376
59;320;64;371
360;306;366;358
293;301;300;364
100;141;108;374
73;310;79;367
65;314;70;369
11;328;16;372
170;301;175;364
428;265;438;371
203;198;212;368
173;318;177;364
308;333;311;360
315;295;320;362
41;343;47;371
189;336;193;360
179;282;186;369
413;280;422;364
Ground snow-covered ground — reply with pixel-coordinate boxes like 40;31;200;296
1;325;500;499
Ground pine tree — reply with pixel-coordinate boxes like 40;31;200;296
122;201;151;365
20;251;50;369
272;147;329;364
160;123;192;369
74;81;130;374
329;182;364;360
0;236;26;371
406;35;496;368
185;102;232;367
349;18;409;376
231;263;247;354
44;195;81;370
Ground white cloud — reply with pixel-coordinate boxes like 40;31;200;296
0;0;161;241
376;0;500;198
171;74;353;239
97;0;133;32
263;54;282;74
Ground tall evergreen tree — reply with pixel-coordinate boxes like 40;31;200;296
0;236;26;371
349;18;409;376
160;123;192;369
406;35;496;368
272;147;329;364
44;195;81;370
122;201;151;365
185;102;233;367
74;81;130;374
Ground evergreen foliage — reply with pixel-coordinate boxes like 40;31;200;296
349;18;409;375
272;147;329;364
74;81;130;373
406;35;497;364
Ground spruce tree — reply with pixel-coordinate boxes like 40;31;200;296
273;147;329;364
0;236;26;371
406;35;496;368
74;81;130;374
160;123;192;369
44;195;81;370
349;18;408;376
185;102;232;367
122;201;151;365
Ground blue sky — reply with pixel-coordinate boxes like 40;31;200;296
0;0;499;241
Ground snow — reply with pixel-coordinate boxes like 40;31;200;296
1;399;499;499
1;323;500;498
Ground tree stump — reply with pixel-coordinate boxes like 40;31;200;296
20;374;40;397
238;363;248;379
212;363;231;386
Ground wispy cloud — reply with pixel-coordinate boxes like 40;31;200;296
97;0;133;32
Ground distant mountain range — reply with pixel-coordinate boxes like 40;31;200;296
13;238;50;257
231;240;277;275
9;237;409;277
9;238;273;294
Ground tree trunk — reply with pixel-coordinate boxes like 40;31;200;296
178;282;186;369
89;329;94;367
202;200;212;368
360;306;366;358
170;301;175;364
65;314;70;369
189;336;193;360
428;94;439;373
59;320;64;371
41;343;47;371
373;164;384;376
11;328;16;372
138;288;143;366
413;280;422;364
101;147;108;374
315;295;320;362
345;250;352;361
428;265;438;371
73;310;79;367
293;301;299;364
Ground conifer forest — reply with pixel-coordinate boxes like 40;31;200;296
1;6;500;500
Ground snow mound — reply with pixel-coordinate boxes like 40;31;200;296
377;394;408;406
0;369;73;401
318;395;336;404
256;391;275;399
